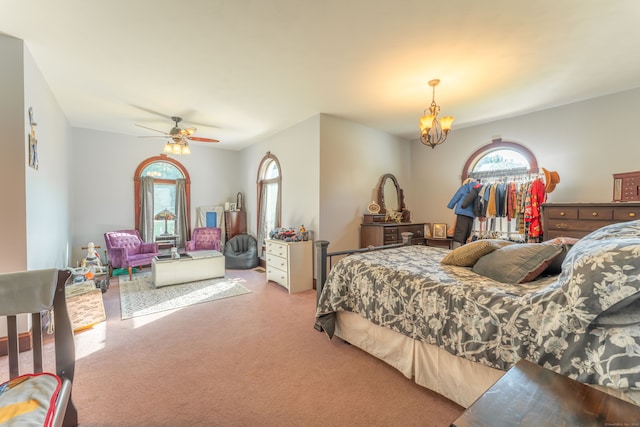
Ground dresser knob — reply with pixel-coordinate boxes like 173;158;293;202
560;211;566;216
556;223;569;230
630;213;637;218
592;212;598;217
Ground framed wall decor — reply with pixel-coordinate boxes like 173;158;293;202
424;223;432;238
28;133;38;170
432;223;447;239
28;107;38;170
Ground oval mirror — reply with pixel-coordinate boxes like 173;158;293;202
375;174;408;220
384;179;398;212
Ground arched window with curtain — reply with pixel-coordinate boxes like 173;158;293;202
256;152;281;257
134;155;191;246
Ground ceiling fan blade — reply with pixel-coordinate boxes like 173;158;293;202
187;136;220;143
135;123;169;135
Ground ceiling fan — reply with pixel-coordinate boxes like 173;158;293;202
136;116;219;155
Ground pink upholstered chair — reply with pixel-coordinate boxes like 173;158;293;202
104;230;159;279
185;227;222;252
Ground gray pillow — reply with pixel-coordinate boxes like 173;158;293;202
441;239;514;267
472;243;563;284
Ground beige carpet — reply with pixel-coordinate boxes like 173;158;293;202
119;272;251;319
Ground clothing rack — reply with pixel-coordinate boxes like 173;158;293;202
466;168;545;243
468;167;539;180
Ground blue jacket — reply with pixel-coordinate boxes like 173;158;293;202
447;181;477;218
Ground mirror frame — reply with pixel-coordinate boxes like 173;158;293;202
376;173;407;219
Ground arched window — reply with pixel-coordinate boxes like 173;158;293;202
461;139;538;181
134;155;191;244
256;152;281;256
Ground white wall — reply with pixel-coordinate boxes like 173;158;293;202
238;114;321;239
23;45;73;270
69;128;241;265
410;88;640;229
0;35;27;272
319;114;410;252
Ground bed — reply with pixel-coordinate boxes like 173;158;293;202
315;220;640;408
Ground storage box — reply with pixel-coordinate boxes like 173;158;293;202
613;171;640;202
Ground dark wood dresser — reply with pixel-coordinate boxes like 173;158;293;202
224;210;247;241
542;202;640;241
360;219;426;247
451;358;640;427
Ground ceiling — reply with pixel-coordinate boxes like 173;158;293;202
2;1;640;150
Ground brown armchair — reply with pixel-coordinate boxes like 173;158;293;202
104;230;159;279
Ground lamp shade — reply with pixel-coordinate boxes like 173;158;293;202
154;209;175;221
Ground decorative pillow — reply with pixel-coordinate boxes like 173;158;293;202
441;239;514;267
0;373;61;426
472;243;563;283
558;220;640;324
540;237;581;275
544;236;581;246
541;244;571;275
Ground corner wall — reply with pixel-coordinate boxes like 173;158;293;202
319;114;410;252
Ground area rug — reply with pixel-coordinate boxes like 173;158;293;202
119;273;251;319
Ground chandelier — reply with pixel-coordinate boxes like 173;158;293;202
163;138;191;155
419;79;454;148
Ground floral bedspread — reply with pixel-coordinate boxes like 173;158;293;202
316;221;640;390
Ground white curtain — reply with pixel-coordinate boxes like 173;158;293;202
139;176;154;242
257;182;279;257
174;178;188;247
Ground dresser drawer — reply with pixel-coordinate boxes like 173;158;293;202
546;219;613;233
265;253;288;273
400;224;424;237
578;207;613;220
266;241;287;257
266;266;289;287
545;207;578;220
614;207;640;221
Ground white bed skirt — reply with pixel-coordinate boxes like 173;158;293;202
334;310;639;408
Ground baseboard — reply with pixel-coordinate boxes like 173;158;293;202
0;331;33;356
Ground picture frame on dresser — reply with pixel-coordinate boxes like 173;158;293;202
432;223;447;239
424;223;432;238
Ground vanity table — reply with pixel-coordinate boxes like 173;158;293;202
360;174;426;247
360;222;426;247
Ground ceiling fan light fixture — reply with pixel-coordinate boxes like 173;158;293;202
163;142;173;154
